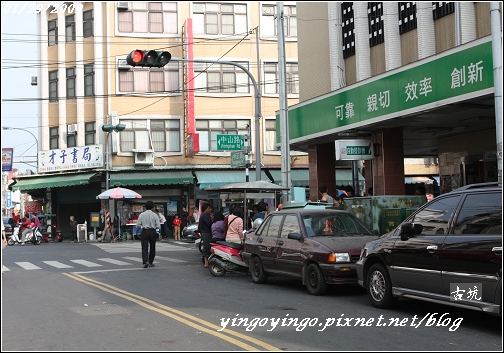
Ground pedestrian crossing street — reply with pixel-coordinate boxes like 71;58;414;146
2;241;195;272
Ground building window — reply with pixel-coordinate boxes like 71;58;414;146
341;2;355;59
84;64;94;96
432;2;455;20
83;10;94;38
398;2;417;34
65;15;76;42
263;62;298;95
119;119;181;153
48;19;58;46
196;119;249;152
151;120;181;152
85;122;95;145
67;131;76;148
66;67;76;99
368;2;384;47
49;70;58;102
193;2;247;35
118;61;180;93
261;4;297;37
50;127;59;149
265;120;277;151
194;62;249;94
118;2;177;34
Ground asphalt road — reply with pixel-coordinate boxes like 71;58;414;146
1;240;502;351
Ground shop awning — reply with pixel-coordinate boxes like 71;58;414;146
195;170;271;189
110;170;194;186
11;172;98;191
405;176;436;184
269;169;365;187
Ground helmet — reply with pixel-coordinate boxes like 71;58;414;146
252;218;263;229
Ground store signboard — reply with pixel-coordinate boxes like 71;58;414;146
38;144;104;173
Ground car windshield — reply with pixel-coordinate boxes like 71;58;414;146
302;213;371;236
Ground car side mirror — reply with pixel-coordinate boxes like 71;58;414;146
400;222;422;240
288;232;304;242
371;229;379;236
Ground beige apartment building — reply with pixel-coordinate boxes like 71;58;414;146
14;1;304;233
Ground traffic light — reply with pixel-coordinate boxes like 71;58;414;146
126;49;171;67
102;124;126;132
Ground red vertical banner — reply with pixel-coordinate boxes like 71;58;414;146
187;18;195;134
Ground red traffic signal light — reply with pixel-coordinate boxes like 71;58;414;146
126;49;171;68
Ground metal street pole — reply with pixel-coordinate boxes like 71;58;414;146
172;58;262;181
277;2;291;202
2;126;39;174
490;2;502;184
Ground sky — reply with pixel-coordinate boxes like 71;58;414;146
2;1;44;174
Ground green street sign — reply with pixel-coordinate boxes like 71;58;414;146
231;151;246;167
217;134;244;150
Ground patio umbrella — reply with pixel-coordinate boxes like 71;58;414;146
96;187;142;200
96;187;142;241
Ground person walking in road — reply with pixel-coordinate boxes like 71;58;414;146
198;202;213;268
136;200;160;268
70;216;78;243
154;208;167;240
173;214;182;241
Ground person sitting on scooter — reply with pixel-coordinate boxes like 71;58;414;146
20;213;32;245
211;211;225;243
225;207;244;245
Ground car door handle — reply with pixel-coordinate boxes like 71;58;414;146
278;241;284;246
258;237;263;243
492;247;502;255
427;245;437;251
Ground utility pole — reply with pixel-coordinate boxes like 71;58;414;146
490;2;502;184
277;2;291;202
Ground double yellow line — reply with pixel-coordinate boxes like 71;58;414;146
64;273;279;351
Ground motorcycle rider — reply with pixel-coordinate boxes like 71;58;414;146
19;213;32;245
225;207;244;245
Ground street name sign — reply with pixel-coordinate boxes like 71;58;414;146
231;151;246;167
217;134;244;150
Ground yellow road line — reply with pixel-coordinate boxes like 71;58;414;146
64;272;279;351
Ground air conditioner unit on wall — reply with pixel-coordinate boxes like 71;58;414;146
117;2;129;10
132;150;154;165
117;59;130;70
67;124;77;134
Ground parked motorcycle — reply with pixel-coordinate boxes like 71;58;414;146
208;240;249;277
8;224;43;245
194;232;203;253
52;224;63;242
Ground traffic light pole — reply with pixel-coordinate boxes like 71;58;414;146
172;58;262;182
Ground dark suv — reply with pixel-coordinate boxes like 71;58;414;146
356;182;502;315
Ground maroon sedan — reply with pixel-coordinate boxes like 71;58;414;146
242;209;378;295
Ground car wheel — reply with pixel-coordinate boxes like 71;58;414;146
250;256;268;284
366;263;397;308
209;263;226;277
305;263;327;295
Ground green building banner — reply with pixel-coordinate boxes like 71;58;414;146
278;38;494;143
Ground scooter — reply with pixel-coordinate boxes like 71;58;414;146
208;240;249;277
52;224;63;242
8;224;43;245
194;232;203;253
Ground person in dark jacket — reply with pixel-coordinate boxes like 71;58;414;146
198;202;213;268
70;216;78;243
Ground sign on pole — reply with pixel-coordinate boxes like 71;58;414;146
335;140;374;160
2;148;13;172
231;151;246;167
217;135;244;150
